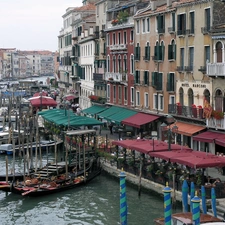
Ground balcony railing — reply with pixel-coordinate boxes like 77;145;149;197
198;66;206;73
106;17;134;29
184;66;193;72
201;27;210;35
93;73;104;81
168;104;204;120
105;72;122;82
168;27;175;34
176;66;185;72
206;116;225;130
207;62;225;76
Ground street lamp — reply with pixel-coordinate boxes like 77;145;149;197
160;114;178;151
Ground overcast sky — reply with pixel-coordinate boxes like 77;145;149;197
0;0;83;52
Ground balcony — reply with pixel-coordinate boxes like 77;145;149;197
143;56;150;61
158;28;165;34
184;66;193;72
168;104;204;120
177;30;186;36
206;115;225;130
106;17;134;29
105;72;122;82
198;66;206;74
109;44;127;51
176;66;184;72
141;80;149;86
93;73;104;81
207;62;225;76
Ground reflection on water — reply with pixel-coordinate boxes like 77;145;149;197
0;152;182;225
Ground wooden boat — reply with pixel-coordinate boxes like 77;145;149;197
0;181;11;192
11;166;101;197
154;212;223;225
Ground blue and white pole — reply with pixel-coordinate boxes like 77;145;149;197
119;170;127;225
211;187;217;217
182;179;189;212
201;185;207;214
190;182;195;212
191;192;201;225
163;182;172;225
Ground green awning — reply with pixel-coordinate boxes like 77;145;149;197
97;106;122;120
38;109;103;127
107;108;137;125
82;105;107;116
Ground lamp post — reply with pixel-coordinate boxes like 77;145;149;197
40;89;43;111
160;115;178;151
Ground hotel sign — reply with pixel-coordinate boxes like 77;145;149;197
181;83;207;88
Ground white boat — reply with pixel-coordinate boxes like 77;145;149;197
0;144;13;155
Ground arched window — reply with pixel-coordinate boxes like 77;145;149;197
113;55;116;72
215;89;223;111
107;55;110;72
203;89;210;104
160;41;165;61
130;54;134;74
216;42;222;63
179;87;184;105
187;88;194;106
123;55;127;72
118;55;121;72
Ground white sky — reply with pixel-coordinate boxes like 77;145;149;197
0;0;83;52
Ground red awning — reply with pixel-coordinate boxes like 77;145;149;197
28;96;57;107
149;149;193;161
112;139;190;154
121;113;160;128
215;139;225;147
174;122;206;136
193;130;225;143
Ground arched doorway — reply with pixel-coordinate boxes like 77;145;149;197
188;88;194;106
215;89;223;111
179;87;184;105
216;42;223;63
203;89;211;103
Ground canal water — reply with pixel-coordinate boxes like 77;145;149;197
0;152;182;225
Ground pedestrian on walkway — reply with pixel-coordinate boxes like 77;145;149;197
109;123;113;134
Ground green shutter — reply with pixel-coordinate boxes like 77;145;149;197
168;45;172;60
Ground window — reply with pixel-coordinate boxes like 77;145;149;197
107;33;110;46
189;11;195;34
168;40;176;60
118;86;122;102
146;18;150;32
159;94;164;110
130;30;134;42
113;55;116;72
118;32;121;44
153;94;158;110
142;19;146;33
130;54;134;74
136;91;140;106
124;86;127;102
107;55;110;72
177;14;186;35
135;70;140;84
144;71;149;85
123;55;127;72
169;95;175;105
107;84;110;99
154;41;164;61
131;87;134;105
151;72;163;90
169;12;175;32
118;55;121;72
113;33;116;45
180;48;184;70
97;5;99;16
205;46;210;66
144;42;150;61
167;73;175;92
157;14;165;33
189;47;194;71
124;31;127;44
113;85;116;100
136;20;140;34
205;8;211;32
134;43;140;60
144;93;149;108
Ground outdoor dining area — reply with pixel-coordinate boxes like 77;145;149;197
111;138;225;199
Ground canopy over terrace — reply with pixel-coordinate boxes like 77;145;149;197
38;109;103;127
112;139;191;154
82;105;107;116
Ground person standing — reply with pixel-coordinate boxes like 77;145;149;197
109;123;113;134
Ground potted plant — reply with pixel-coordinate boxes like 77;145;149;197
198;105;203;118
211;110;224;120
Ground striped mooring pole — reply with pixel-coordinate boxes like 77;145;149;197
119;170;127;225
163;182;172;225
191;191;201;225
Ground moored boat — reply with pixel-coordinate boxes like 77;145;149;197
154;212;223;225
11;163;101;197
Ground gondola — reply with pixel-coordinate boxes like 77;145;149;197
0;181;11;192
10;161;101;197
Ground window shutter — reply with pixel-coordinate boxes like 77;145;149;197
138;71;140;84
168;45;172;60
172;13;175;31
174;45;176;60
